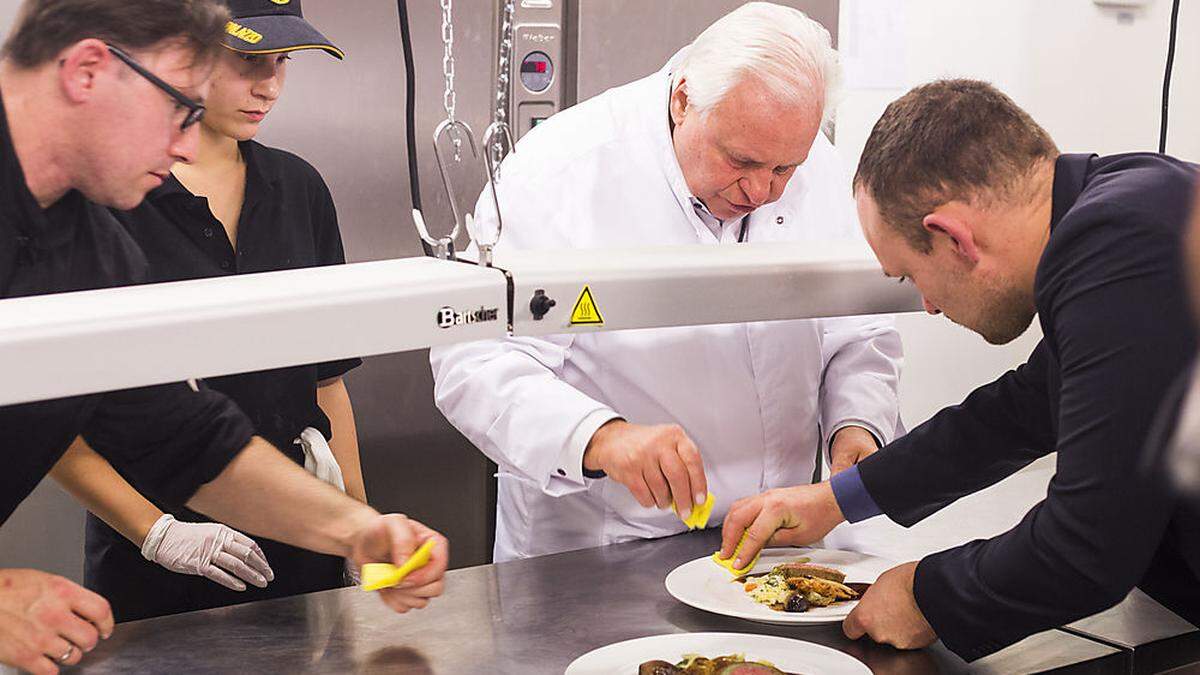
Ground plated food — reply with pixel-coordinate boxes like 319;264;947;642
664;548;893;626
564;633;871;675
638;653;800;674
737;559;870;613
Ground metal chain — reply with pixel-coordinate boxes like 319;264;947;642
494;0;515;126
440;0;457;123
489;0;516;174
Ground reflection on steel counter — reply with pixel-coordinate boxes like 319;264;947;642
76;530;1125;674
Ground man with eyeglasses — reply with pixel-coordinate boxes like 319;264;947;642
107;44;207;132
0;3;448;673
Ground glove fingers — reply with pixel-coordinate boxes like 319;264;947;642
213;551;270;588
201;564;247;591
225;539;275;581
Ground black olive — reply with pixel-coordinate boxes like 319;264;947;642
784;592;809;613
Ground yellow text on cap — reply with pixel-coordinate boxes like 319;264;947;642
226;21;263;45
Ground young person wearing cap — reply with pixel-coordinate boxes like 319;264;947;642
0;1;446;672
49;0;369;622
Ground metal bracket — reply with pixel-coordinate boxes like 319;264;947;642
479;121;516;267
413;119;479;261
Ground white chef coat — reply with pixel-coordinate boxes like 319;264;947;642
430;52;903;562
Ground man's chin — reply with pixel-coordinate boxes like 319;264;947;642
966;314;1035;345
97;188;152;212
711;205;755;220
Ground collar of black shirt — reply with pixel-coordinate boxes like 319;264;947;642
153;140;277;207
1050;153;1095;232
0;86;92;254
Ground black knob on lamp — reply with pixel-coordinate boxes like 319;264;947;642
530;289;556;320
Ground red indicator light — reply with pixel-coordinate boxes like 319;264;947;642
522;61;548;74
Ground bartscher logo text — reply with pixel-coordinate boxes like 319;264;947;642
437;306;500;329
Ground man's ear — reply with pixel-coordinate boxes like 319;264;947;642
57;38;111;104
669;79;689;127
923;208;981;264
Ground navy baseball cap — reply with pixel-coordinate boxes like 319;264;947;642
222;0;344;60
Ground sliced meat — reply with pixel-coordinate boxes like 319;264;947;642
772;563;846;584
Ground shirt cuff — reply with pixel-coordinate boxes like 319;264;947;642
829;465;884;523
826;419;885;451
550;408;622;489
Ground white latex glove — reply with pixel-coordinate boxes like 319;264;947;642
141;514;275;591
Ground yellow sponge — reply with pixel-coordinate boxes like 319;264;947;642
675;492;715;530
360;539;437;592
712;533;762;577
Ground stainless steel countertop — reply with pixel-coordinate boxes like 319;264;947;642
1064;589;1200;675
74;529;1122;674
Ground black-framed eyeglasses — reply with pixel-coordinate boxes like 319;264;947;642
106;44;206;131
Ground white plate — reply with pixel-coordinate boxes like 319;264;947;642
564;631;870;674
664;548;894;625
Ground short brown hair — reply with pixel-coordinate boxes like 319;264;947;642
3;0;229;69
854;79;1058;253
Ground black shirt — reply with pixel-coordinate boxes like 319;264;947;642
112;141;361;451
84;141;360;621
0;90;253;523
856;153;1199;660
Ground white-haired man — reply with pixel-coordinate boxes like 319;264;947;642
431;2;903;561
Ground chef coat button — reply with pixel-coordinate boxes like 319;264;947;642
557;468;566;476
203;227;214;238
775;216;785;225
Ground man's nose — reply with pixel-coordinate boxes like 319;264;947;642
170;124;201;164
739;170;772;206
922;296;942;315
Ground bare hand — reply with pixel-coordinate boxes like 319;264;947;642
350;515;449;613
0;569;113;675
829;426;880;476
582;420;707;519
844;561;937;650
719;482;845;568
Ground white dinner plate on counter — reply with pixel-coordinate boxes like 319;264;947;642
564;631;871;674
665;547;894;625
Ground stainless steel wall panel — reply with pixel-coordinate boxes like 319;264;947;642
573;0;839;102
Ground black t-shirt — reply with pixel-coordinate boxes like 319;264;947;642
0;90;253;523
112;141;362;452
84;141;360;621
856;153;1199;660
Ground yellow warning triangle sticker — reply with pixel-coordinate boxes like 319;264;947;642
570;285;604;326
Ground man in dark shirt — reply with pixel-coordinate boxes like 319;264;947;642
719;79;1200;661
0;2;447;672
